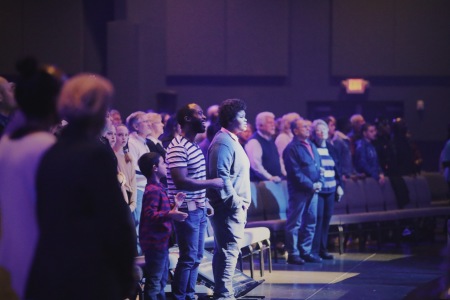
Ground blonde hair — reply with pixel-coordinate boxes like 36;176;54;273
146;112;162;124
58;73;113;123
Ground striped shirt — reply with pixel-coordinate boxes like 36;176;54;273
166;136;206;209
317;146;337;193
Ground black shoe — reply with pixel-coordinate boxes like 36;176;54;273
301;253;322;263
287;255;305;265
319;252;334;260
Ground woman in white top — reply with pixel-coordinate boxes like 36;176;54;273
113;124;137;212
0;58;64;299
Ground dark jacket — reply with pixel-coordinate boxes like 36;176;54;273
27;124;136;300
146;138;166;159
354;138;382;180
283;138;323;194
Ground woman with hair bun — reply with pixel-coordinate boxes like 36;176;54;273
0;57;64;299
26;73;136;300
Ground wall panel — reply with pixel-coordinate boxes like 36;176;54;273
226;0;289;76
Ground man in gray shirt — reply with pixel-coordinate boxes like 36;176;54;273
207;99;251;299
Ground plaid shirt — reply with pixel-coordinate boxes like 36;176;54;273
139;182;173;251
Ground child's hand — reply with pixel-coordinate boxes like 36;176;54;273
174;192;186;209
169;209;188;222
206;201;214;217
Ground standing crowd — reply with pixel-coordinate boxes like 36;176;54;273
0;57;448;300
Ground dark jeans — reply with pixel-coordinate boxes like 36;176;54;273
285;190;318;256
210;205;246;299
172;208;207;300
312;192;335;255
143;249;169;300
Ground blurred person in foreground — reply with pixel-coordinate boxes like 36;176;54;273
0;57;63;299
26;73;136;300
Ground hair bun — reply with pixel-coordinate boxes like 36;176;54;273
16;56;38;78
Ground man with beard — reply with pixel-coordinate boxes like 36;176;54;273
166;103;223;300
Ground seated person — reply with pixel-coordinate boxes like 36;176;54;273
354;123;385;185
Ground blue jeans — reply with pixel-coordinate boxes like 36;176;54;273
172;208;207;300
133;189;144;255
210;205;246;299
312;192;335;255
143;249;169;300
285;191;318;256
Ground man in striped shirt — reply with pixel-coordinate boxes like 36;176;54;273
166;103;223;300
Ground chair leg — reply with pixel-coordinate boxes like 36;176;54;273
266;239;272;273
338;225;344;254
239;252;244;272
248;245;254;279
257;241;264;277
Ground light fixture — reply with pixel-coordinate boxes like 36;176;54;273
342;78;369;94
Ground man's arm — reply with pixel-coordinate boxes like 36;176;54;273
170;167;223;191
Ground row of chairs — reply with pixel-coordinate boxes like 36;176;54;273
246;173;450;255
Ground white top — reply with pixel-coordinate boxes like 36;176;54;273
0;132;56;299
115;151;137;212
127;132;150;191
275;132;293;177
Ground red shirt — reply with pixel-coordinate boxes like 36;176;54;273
139;182;173;251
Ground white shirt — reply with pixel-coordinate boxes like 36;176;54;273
128;132;150;191
0;132;56;299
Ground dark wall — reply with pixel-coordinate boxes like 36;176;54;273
1;0;449;170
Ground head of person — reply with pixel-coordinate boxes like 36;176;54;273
160;112;170;126
375;116;391;137
280;112;301;135
350;114;365;132
58;73;113;136
176;103;206;134
161;114;181;138
218;98;247;133
207;104;219;123
138;152;166;180
102;123;116;147
255;111;276;137
311;119;329;144
238;123;254;145
292;118;311;141
126;111;151;137
115;124;129;149
0;76;16;113
146;112;164;139
324;115;337;137
361;122;377;141
109;109;122;126
14;57;65;125
391;117;408;139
